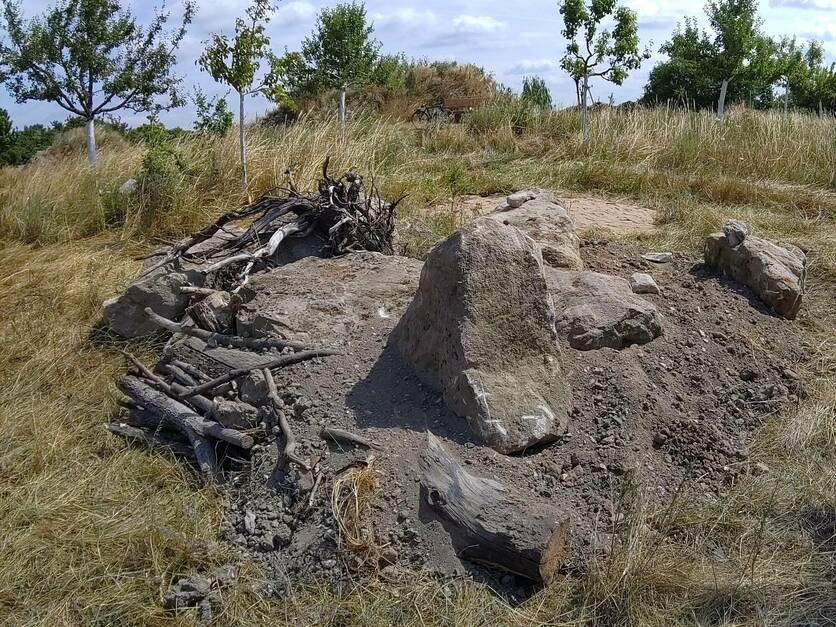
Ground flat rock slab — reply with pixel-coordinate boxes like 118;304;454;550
485;191;583;270
236;252;422;347
393;219;571;454
704;225;806;319
546;269;663;350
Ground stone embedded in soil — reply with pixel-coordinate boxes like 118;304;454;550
630;272;660;295
392;219;571;454
642;252;673;263
704;222;806;319
485;190;583;270
546;269;663;350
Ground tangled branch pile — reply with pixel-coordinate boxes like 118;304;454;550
140;158;401;291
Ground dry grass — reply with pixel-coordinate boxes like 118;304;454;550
0;105;834;625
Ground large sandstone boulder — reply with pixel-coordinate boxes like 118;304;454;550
704;221;806;319
392;220;571;454
486;190;583;270
546;269;663;350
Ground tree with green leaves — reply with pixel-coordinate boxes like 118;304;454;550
300;1;380;125
521;76;553;109
0;0;194;165
706;0;760;118
0;108;11;161
199;0;293;191
558;0;649;144
192;89;233;136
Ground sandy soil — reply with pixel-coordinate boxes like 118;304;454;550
451;193;657;234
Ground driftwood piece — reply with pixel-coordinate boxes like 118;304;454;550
105;423;196;459
118;375;216;480
171;360;211;382
145;307;307;352
263;368;310;471
320;427;380;450
187;291;231;333
420;433;569;583
179;349;340;398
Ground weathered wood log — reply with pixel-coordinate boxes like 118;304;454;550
170;360;211;382
263;368;310;471
145;307;307;352
178;348;340;398
105;423;196;459
420;433;569;583
187;290;231;333
320;427;380;450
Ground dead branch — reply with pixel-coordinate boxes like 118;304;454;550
178;349;340;399
320;427;380;450
144;307;307;352
105;423;196;459
263;368;310;471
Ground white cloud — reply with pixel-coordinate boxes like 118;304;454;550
372;8;439;29
506;58;561;75
274;1;317;28
451;15;505;34
769;0;836;9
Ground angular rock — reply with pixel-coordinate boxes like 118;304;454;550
484;190;582;270
162;574;211;610
704;223;806;319
722;219;748;247
102;262;203;338
506;189;537;209
546;269;663;350
642;252;673;263
392;220;571;454
630;272;660;295
213;398;259;429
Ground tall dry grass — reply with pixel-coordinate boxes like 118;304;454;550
0;105;834;624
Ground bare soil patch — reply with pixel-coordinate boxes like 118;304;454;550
218;240;807;600
450;193;657;234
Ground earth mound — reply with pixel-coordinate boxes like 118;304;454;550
100;174;809;606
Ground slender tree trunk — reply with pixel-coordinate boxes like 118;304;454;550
784;77;789;113
85;117;97;165
818;99;823;117
581;73;589;146
239;91;248;192
339;87;347;127
717;78;729;120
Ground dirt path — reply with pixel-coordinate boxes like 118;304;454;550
452;193;657;234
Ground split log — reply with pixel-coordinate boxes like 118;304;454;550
105;423;196;459
145;307;307;352
263;368;310;471
420;433;569;583
178;348;340;399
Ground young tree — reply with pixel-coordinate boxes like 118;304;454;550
707;0;759;118
521;76;553;109
0;0;194;165
300;1;380;126
558;0;649;144
199;0;292;191
192;89;233;136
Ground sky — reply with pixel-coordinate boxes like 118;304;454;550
2;0;835;128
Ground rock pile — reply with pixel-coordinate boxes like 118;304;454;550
100;183;808;603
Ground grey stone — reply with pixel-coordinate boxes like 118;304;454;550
239;371;269;405
162;575;212;610
506;189;537;209
484;190;582;270
704;224;806;319
213;399;259;429
547;269;664;350
243;510;257;535
101;229;242;338
629;272;660;295
722;219;749;247
642;252;673;263
118;178;137;195
393;219;571;454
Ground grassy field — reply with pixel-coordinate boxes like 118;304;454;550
0;105;834;625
